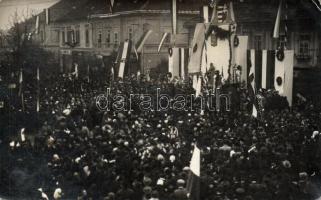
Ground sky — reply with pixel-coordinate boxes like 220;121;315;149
0;0;60;29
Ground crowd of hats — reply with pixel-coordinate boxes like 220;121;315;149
1;73;321;200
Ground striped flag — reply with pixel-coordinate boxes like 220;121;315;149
134;30;153;59
188;23;206;74
158;32;170;53
172;0;177;35
117;40;131;78
273;0;282;38
186;145;200;200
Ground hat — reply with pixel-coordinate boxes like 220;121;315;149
177;179;185;186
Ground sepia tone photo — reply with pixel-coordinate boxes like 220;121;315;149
0;0;321;199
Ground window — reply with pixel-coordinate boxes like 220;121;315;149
254;35;262;50
128;28;133;41
85;29;89;47
62;31;65;44
75;26;80;46
114;32;118;47
299;34;310;57
67;30;74;43
106;30;111;47
98;32;102;48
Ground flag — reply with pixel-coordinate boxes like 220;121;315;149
158;32;170;53
35;15;39;34
188;23;206;74
169;48;188;78
37;67;40;81
247;50;258;118
45;8;50;25
186;145;200;200
168;48;180;78
273;0;282;38
135;30;153;53
36;67;40;112
118;40;131;78
172;0;177;35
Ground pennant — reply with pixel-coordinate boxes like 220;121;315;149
35;15;39;34
186;145;200;200
135;30;153;53
158;32;170;53
172;0;177;35
168;48;180;78
188;23;206;74
273;0;282;38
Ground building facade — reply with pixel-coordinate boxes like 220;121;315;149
30;0;321;76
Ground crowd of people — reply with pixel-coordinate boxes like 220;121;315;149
0;68;321;200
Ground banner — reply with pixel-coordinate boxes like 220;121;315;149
188;23;205;74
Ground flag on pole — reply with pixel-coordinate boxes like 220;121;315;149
273;0;282;38
135;30;153;53
247;50;258;118
158;32;170;53
172;0;177;35
118;40;131;78
186;145;200;200
188;23;206;74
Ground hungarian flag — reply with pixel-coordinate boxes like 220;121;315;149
158;32;170;53
117;40;131;78
188;23;206;74
186;145;200;200
273;0;282;38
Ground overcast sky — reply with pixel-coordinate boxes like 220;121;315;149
0;0;60;29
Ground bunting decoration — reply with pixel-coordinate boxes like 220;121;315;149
247;49;294;106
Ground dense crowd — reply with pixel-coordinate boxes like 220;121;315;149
0;70;321;200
